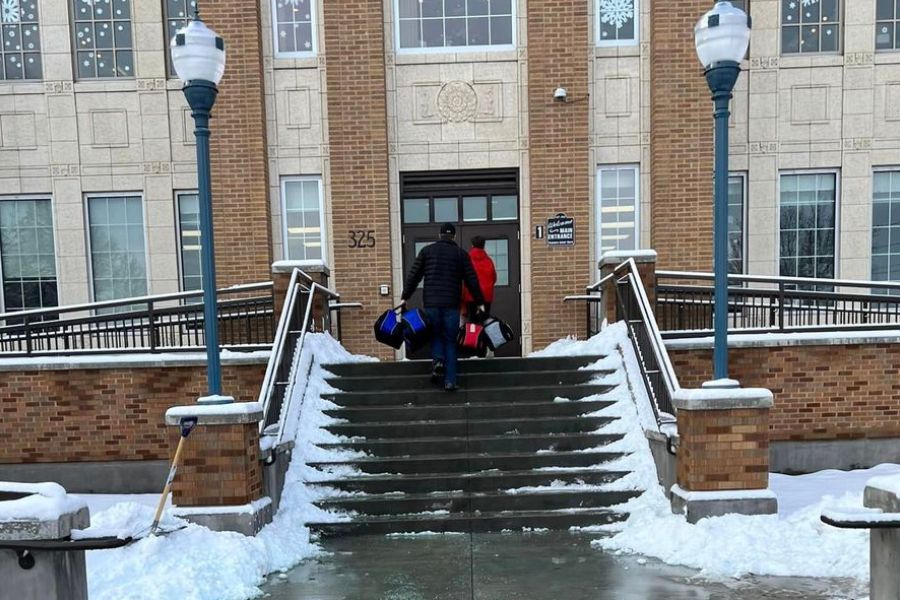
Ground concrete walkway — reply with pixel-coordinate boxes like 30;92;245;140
262;532;862;600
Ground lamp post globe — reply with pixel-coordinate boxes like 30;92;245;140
172;14;229;403
694;1;750;382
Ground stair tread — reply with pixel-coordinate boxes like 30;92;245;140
326;368;615;382
316;487;634;505
328;414;617;428
326;398;614;412
308;467;631;485
308;506;626;525
309;449;626;465
325;383;614;397
318;431;623;446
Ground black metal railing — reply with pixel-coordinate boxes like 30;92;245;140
257;269;361;443
656;271;900;338
566;259;679;426
0;283;275;356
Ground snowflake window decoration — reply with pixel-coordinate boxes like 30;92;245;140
274;0;315;55
2;0;20;23
74;0;133;78
599;0;634;30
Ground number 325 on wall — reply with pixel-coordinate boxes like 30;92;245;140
348;230;376;249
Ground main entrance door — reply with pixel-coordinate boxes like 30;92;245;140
400;169;522;357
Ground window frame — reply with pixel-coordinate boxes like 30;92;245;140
776;169;841;282
875;0;900;52
0;195;59;314
271;0;317;59
870;167;900;284
162;0;194;78
83;192;150;304
280;175;327;265
779;0;842;56
595;164;640;259
728;172;748;275
70;0;136;80
0;0;43;81
393;0;517;55
595;0;639;48
174;190;201;293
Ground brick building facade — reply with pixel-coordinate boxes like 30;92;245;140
1;1;899;355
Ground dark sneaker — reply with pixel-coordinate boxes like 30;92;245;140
444;383;459;393
431;361;445;385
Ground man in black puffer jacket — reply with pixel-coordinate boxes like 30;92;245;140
401;223;485;391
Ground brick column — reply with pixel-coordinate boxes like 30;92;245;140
671;382;777;523
527;0;591;349
202;0;272;285
323;0;393;358
272;261;331;322
598;250;658;326
650;0;714;271
165;403;272;535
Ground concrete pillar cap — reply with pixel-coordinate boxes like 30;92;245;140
272;259;330;276
165;401;263;425
598;249;658;268
0;482;89;540
672;385;773;411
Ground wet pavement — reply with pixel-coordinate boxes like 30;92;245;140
261;531;865;600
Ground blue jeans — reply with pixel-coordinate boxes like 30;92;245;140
426;307;460;386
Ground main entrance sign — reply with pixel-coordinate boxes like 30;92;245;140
547;213;575;246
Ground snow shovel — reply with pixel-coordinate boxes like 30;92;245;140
150;416;198;536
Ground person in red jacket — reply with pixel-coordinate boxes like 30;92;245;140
462;236;497;321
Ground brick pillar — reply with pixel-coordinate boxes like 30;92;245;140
671;382;777;523
271;261;331;323
203;0;272;285
527;0;591;350
165;403;272;535
650;0;714;271
598;250;658;326
323;0;393;359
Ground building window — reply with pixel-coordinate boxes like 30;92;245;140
779;173;836;285
728;174;746;275
176;192;202;292
0;198;57;313
597;0;638;46
876;0;900;51
72;0;134;79
396;0;514;51
871;171;900;286
273;0;315;56
87;195;147;303
281;177;325;262
164;0;195;76
1;0;41;80
781;0;840;54
596;165;639;256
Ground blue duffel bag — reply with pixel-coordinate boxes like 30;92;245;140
401;308;431;352
373;307;404;349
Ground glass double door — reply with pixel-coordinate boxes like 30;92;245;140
401;193;522;358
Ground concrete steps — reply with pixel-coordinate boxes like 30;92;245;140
307;354;635;536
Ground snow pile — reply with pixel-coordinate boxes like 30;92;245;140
82;333;371;600
532;326;886;585
0;481;88;522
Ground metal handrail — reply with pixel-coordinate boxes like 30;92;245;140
657;270;900;291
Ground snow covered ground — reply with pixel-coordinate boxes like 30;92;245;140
533;325;895;590
76;333;370;600
11;325;895;599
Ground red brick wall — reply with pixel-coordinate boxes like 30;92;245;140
203;0;273;285
670;344;900;442
172;422;263;506
322;0;393;359
677;407;770;491
650;0;714;271
0;364;265;463
527;0;591;348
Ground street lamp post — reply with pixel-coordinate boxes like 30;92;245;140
694;1;751;381
171;13;228;401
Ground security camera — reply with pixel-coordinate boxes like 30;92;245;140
554;87;568;102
